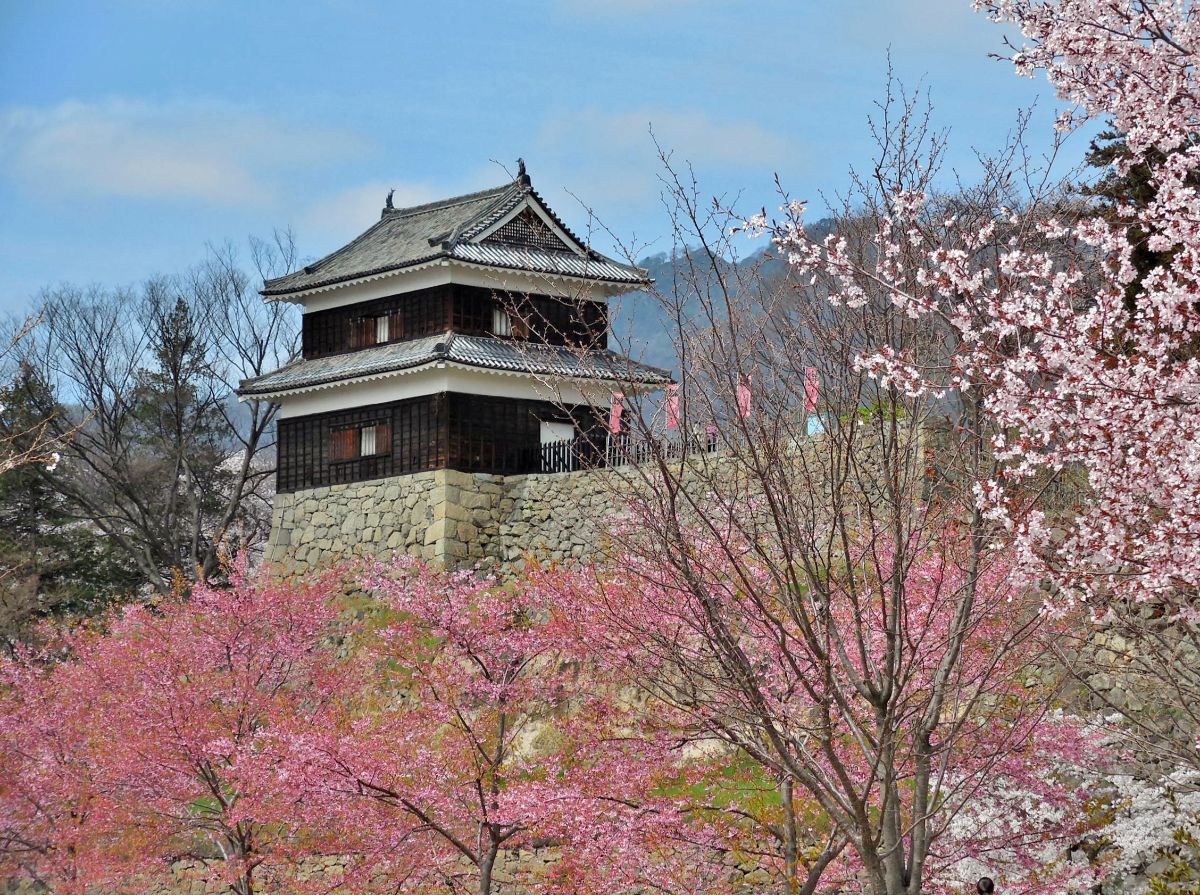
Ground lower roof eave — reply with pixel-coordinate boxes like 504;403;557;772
237;359;672;403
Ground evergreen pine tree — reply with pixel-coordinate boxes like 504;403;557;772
0;365;139;648
1081;128;1200;319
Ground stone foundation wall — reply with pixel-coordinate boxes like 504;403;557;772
264;466;630;573
491;468;627;566
265;471;443;573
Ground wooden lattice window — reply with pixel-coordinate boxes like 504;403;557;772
485;208;573;253
349;315;397;350
301;285;455;358
330;426;357;462
276;395;444;492
331;421;392;461
349;317;372;350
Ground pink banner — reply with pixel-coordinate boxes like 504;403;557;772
609;392;625;435
665;384;680;430
805;367;819;412
736;374;752;419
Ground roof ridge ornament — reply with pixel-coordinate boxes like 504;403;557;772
516;158;530;187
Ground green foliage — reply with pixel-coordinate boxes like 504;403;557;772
1146;828;1200;895
1081;128;1200;319
0;367;140;646
129;294;238;563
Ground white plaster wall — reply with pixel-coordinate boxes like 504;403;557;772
275;365;601;418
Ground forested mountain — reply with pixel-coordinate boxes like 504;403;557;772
612;218;836;372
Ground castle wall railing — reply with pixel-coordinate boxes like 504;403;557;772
537;433;718;474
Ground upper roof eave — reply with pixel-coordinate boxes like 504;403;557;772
261;254;650;300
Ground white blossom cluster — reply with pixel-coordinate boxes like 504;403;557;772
1102;770;1200;888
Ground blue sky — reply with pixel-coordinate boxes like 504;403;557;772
0;1;1093;316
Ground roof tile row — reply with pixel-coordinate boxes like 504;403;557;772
238;333;672;399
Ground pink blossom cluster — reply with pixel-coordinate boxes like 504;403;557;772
270;557;731;895
973;1;1200;607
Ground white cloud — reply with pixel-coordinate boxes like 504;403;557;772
298;180;440;245
0;98;367;208
534;107;795;208
541;108;792;175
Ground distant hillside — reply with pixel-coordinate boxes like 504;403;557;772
610;218;835;372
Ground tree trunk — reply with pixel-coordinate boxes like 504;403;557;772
479;842;499;895
782;777;798;893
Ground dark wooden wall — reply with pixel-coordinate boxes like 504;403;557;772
276;392;606;492
301;285;608;360
521;294;608;349
276;394;446;493
302;285;452;359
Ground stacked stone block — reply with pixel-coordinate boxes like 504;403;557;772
264;467;628;572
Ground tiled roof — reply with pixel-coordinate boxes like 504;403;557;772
262;176;648;297
449;243;641;282
237;333;673;399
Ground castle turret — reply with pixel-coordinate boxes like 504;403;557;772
239;168;671;497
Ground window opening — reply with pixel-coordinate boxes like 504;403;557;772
492;306;513;337
331;421;390;462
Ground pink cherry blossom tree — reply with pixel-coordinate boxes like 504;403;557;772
268;557;733;895
543;528;1096;895
575;67;1104;894
0;564;347;895
0;649;114;895
795;0;1199;618
684;6;1200;886
976;0;1200;774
